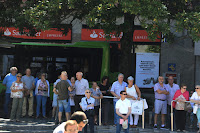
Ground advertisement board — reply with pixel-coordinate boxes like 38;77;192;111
135;53;160;88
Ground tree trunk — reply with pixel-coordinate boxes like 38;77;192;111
119;14;135;78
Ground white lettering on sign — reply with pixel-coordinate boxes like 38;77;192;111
90;30;123;39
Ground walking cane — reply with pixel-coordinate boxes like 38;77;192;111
99;99;102;126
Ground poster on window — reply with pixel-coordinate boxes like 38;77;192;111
135;53;160;88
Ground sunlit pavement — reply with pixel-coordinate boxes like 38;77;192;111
0;118;198;133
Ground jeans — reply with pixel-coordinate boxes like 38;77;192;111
84;110;94;133
4;93;11;115
10;98;23;120
116;115;130;133
36;95;47;117
114;101;117;125
58;99;69;112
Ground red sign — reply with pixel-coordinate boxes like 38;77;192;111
81;29;161;42
81;29;122;41
2;27;71;41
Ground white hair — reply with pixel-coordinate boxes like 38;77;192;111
118;73;124;78
10;67;18;71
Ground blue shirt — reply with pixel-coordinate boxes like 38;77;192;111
90;88;102;106
3;73;17;93
22;75;35;89
81;97;95;111
111;81;127;102
154;83;169;100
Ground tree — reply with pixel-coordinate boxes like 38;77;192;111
1;0;200;77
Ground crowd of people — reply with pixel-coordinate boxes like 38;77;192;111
2;67;200;133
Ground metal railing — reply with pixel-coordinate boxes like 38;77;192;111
170;100;192;131
99;96;145;129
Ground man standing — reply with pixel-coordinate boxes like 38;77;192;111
116;91;131;133
21;68;35;117
166;76;180;129
111;73;127;125
154;76;169;129
2;67;18;118
74;72;89;111
53;71;73;124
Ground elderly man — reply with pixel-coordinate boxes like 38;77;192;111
53;111;88;133
166;76;180;129
116;91;131;133
74;72;89;111
21;68;35;118
111;73;127;125
2;67;18;118
154;76;169;129
53;71;73;124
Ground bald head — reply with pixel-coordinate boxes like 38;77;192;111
61;71;67;80
76;72;83;81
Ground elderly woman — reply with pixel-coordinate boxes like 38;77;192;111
10;73;24;122
172;84;189;132
80;88;95;133
35;73;50;118
90;81;103;125
125;76;141;128
190;85;200;133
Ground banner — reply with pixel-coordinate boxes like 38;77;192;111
81;29;161;42
2;27;71;41
135;53;160;88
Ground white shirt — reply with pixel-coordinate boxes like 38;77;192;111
75;78;89;95
167;83;180;105
116;98;131;114
191;92;200;108
80;97;95;111
53;122;66;133
126;85;138;101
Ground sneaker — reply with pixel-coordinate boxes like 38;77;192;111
160;125;166;129
177;129;181;132
10;119;15;122
154;125;157;129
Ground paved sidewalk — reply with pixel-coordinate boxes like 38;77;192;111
0;117;198;133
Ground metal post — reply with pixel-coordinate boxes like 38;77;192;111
171;101;173;131
142;99;145;129
99;98;102;126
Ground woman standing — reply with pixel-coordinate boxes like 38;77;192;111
99;76;111;125
35;73;50;118
91;81;103;125
172;84;189;132
69;77;76;114
190;85;200;133
10;73;25;122
125;76;141;128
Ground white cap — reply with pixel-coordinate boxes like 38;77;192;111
127;76;134;81
122;120;128;129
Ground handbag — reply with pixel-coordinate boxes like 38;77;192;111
86;99;95;116
184;102;192;111
131;100;143;115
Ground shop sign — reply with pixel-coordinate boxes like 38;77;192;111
81;29;161;42
2;27;71;41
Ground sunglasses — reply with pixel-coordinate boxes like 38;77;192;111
182;88;187;89
195;88;200;89
17;76;22;78
122;94;127;95
86;92;91;93
83;119;88;124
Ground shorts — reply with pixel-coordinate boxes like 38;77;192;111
58;99;71;113
94;105;100;116
155;99;167;114
52;94;58;107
